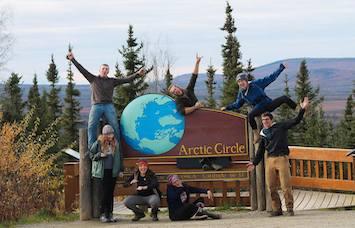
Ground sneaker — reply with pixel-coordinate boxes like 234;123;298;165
100;214;109;223
285;210;294;216
269;211;283;217
132;213;145;221
191;214;208;220
108;214;119;222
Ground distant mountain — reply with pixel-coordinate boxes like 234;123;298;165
4;58;353;122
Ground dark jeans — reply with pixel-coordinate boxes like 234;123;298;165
170;198;204;221
248;95;297;129
94;169;117;217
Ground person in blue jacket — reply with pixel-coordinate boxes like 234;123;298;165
166;175;221;221
221;64;297;143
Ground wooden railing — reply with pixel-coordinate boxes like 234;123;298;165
289;146;355;192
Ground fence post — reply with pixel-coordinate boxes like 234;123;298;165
254;117;266;211
248;122;258;210
79;128;92;220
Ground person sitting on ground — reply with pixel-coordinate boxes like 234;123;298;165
123;159;161;222
166;174;221;221
89;125;122;223
221;64;297;144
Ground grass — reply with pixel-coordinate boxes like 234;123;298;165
0;210;79;228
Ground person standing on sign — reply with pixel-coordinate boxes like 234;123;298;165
89;125;122;223
168;54;229;170
221;64;297;144
246;97;309;217
66;51;146;147
166;174;221;221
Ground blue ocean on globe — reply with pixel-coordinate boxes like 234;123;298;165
120;94;185;155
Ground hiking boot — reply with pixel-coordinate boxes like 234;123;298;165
132;212;145;221
269;211;283;217
285;209;294;216
151;208;159;221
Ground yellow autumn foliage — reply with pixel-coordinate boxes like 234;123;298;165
0;110;63;222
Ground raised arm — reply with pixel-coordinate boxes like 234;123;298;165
186;54;202;90
280;97;309;129
254;63;285;89
113;67;146;86
67;52;96;83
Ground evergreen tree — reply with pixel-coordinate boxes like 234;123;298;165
27;74;42;131
61;47;81;149
205;63;217;108
334;93;354;148
113;62;126;116
0;73;25;122
293;59;330;146
244;58;255;81
39;90;49;132
115;25;149;116
162;67;173;95
220;1;243;107
46;55;62;123
276;74;294;121
27;74;41;112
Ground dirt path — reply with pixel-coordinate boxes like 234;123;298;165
18;210;355;228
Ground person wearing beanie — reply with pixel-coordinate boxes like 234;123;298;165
221;63;297;144
89;124;123;223
166;174;221;221
123;159;161;222
66;50;146;148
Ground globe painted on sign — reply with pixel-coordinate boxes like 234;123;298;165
120;94;185;155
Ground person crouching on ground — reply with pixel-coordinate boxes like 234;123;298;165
167;174;221;221
123;159;161;221
89;124;122;223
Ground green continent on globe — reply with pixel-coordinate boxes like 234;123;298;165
120;94;185;155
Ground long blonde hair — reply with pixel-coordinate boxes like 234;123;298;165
98;134;116;154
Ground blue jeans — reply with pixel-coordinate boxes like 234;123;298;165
88;103;120;148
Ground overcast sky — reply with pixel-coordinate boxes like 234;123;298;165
1;0;354;84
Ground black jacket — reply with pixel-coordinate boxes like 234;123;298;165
175;74;198;115
253;108;305;165
125;169;161;197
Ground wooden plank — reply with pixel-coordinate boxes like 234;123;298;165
297;190;312;210
343;194;354;207
339;162;344;180
320;192;333;208
328;193;340;208
300;160;304;177
315;161;319;178
291;160;296;176
307;160;311;177
313;191;326;209
331;162;335;179
323;161;327;178
294;190;306;210
289;147;352;162
304;191;320;210
290;177;355;191
336;193;346;208
347;162;352;180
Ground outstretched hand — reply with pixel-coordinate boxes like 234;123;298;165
66;51;74;60
137;67;146;76
246;161;255;172
196;53;203;64
300;97;309;110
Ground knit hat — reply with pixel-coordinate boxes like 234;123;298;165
236;72;248;81
102;125;114;135
168;174;180;185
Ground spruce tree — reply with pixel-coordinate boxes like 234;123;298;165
0;73;25;122
334;93;354;148
220;1;243;107
205;63;217;108
245;58;255;81
46;55;62;123
27;74;42;131
162;67;173;95
113;62;126;117
61;48;81;149
293;59;330;146
115;25;149;116
39;90;49;132
276;74;294;121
